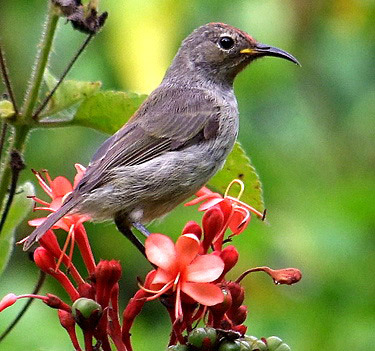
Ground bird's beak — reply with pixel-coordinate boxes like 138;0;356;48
240;43;300;66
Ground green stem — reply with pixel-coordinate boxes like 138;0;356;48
22;3;59;121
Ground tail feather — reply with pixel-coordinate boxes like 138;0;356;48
23;200;77;251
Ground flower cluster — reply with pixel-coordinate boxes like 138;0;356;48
0;168;302;351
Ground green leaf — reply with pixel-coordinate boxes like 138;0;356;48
208;142;264;212
0;182;34;276
41;70;101;117
72;90;147;134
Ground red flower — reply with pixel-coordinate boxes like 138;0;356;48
21;164;96;274
142;233;225;320
186;180;265;250
28;164;90;231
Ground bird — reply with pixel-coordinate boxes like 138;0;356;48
23;22;299;252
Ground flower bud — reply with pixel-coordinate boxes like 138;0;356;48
0;293;17;312
267;268;302;285
220;245;239;276
44;293;71;311
187;327;217;349
167;345;189;351
34;247;56;273
218;340;241;351
94;260;122;287
265;336;291;351
227;282;245;309
210;287;232;326
202;207;224;253
94;260;122;307
182;221;202;239
229;305;247;325
72;297;102;330
237;339;251;351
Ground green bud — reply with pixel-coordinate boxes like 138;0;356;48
236;339;251;351
265;336;291;351
218;340;241;351
167;345;189;351
188;327;217;349
250;339;267;351
0;100;15;118
72;297;102;319
243;336;258;344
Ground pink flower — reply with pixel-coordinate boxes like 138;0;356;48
142;233;225;320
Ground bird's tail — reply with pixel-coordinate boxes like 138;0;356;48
22;199;78;251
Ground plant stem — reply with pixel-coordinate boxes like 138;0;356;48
0;271;46;342
33;33;95;119
0;125;29;222
1;2;59;224
0;43;19;116
22;3;59;121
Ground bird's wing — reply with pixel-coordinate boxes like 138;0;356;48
76;87;220;193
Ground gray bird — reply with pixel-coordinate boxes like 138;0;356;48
23;22;299;252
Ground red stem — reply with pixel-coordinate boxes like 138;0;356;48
75;224;96;274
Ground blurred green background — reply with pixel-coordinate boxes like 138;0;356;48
1;0;374;350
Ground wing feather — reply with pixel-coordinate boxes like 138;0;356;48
76;87;220;193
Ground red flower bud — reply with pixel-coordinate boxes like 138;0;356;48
266;268;302;285
202;207;224;253
34;247;56;273
44;293;71;311
229;305;247;325
227;282;245;309
94;260;122;307
0;293;17;312
182;221;202;239
220;245;239;277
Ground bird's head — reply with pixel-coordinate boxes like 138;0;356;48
168;22;299;86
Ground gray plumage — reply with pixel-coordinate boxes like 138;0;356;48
23;23;299;250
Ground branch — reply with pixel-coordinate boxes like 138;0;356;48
0;121;9;161
33;33;95;120
22;3;59;121
0;150;25;235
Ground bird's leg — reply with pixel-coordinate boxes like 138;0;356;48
132;222;151;237
114;215;146;258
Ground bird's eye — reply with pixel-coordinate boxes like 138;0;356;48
219;36;235;50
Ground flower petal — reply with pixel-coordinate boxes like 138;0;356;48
198;198;223;211
186;254;224;283
175;234;200;267
73;164;86;188
145;234;176;271
28;217;47;227
182;282;224;306
228;207;250;235
51;176;73;198
151;268;174;285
